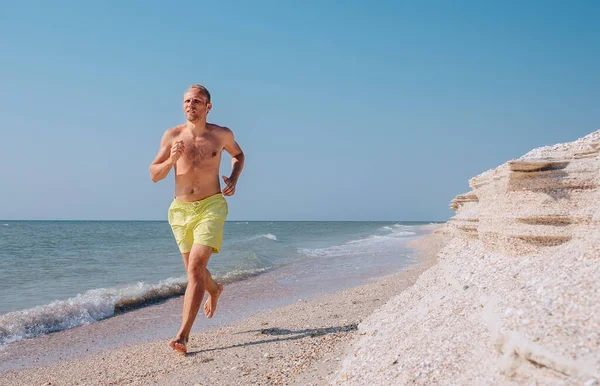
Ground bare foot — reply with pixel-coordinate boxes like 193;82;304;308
168;338;187;355
204;283;223;318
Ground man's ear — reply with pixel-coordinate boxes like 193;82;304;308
207;102;213;112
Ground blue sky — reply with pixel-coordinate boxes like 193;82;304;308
1;1;598;221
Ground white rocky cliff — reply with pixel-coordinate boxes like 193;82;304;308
335;131;600;385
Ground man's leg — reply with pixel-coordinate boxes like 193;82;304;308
181;251;223;318
203;266;223;318
169;244;212;354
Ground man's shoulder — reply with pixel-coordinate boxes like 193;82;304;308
164;124;186;138
207;123;232;133
208;123;234;138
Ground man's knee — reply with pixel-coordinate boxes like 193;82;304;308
187;245;212;281
187;268;205;284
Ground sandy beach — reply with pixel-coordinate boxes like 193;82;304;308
334;131;600;385
0;226;448;385
2;1;597;384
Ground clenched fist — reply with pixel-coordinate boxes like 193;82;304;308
170;141;185;163
221;175;237;196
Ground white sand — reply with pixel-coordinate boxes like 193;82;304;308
335;130;600;385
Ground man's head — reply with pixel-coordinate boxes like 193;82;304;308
183;84;212;123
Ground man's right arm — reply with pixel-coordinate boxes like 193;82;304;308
149;131;176;183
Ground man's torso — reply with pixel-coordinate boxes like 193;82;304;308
170;123;227;202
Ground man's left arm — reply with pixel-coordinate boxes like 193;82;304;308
221;129;245;197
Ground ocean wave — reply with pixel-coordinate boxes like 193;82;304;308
299;228;417;258
347;232;416;244
0;257;283;348
0;277;187;348
220;267;272;282
393;223;414;228
236;233;278;242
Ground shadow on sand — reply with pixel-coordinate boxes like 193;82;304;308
186;324;357;357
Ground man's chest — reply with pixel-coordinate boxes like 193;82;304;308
180;136;222;163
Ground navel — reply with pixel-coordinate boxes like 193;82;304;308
212;151;217;157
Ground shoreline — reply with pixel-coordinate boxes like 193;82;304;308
0;225;449;385
0;220;429;350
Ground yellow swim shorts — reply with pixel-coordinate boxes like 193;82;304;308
167;193;228;254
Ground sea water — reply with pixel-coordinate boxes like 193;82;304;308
0;220;432;347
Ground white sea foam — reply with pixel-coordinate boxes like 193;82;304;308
220;267;271;282
240;233;279;242
0;263;286;348
299;227;417;258
0;277;187;348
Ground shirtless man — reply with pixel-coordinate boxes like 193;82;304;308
149;84;245;355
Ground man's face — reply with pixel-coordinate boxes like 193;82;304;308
183;89;211;122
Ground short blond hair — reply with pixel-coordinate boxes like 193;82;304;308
187;84;211;103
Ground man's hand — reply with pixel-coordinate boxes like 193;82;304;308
169;141;185;164
221;175;237;196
